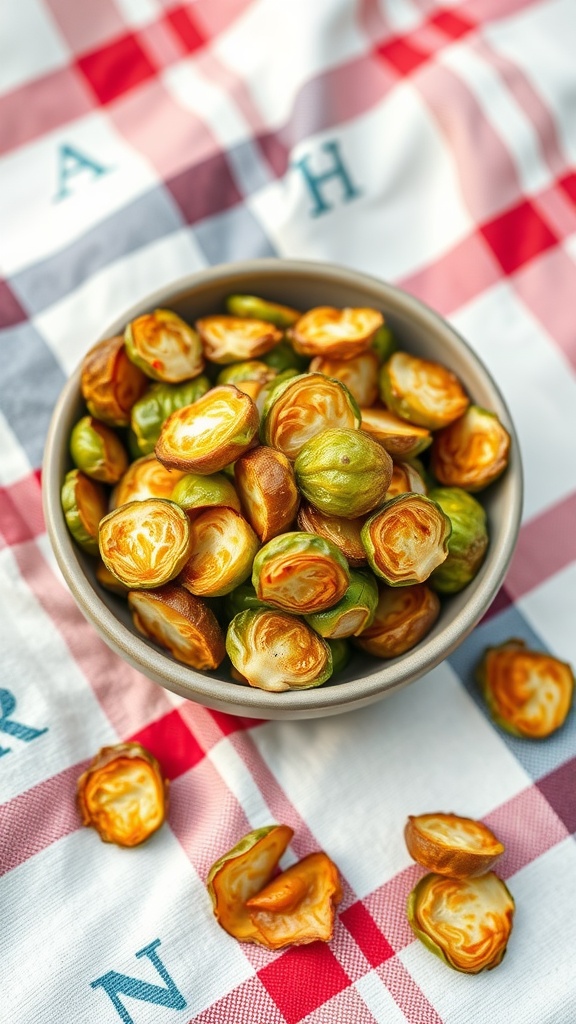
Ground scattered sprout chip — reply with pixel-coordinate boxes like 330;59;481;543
404;812;505;879
77;742;168;847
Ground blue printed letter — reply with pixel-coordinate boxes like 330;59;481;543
54;143;111;202
292;139;361;217
90;939;186;1024
0;689;48;757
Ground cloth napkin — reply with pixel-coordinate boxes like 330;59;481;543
1;0;575;1021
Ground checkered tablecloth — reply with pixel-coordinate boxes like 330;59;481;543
1;0;576;1021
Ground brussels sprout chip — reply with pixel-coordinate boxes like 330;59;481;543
81;335;148;426
196;315;282;364
226;609;333;691
179;506;259;597
61;468;108;555
99;498;192;588
261;372;361;461
353;584;440;658
234;446;300;542
246;851;343;949
404;813;504;879
77;742;168;848
295;427;392;519
380;351;469;430
125;309;204;382
129;583;225;670
407;872;515;973
155;385;259;475
362;494;451;586
288;306;383;359
476;639;574;738
431;405;511;492
252;531;350;614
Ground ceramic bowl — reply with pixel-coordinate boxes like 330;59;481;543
42;259;522;719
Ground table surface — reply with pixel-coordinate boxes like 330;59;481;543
1;1;575;1022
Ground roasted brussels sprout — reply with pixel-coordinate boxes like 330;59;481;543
295;428;393;519
110;455;185;509
125;308;204;382
252;532;350;614
385;460;428;500
246;850;342;949
225;294;301;328
226;609;333;691
404;813;505;879
362;494;451;585
305;570;378;639
309;350;380;407
234;446;299;543
353;583;441;658
476;639;574;738
380;351;469;429
427;487;488;594
128;583;226;670
99;498;192;588
431;405;511;492
170;471;241;514
407;872;515;973
179;506;259;598
81;334;148;426
155;385;259;475
297;502;367;567
288;306;383;359
77;742;168;847
196;315;282;364
130;376;211;456
261;372;361;461
360;406;432;459
61;468;108;555
70;415;128;484
207;824;294;942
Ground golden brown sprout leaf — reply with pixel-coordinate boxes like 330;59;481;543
77;742;168;847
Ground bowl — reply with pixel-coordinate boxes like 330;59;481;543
42;258;523;720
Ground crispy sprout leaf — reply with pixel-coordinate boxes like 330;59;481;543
234;445;300;542
81;335;148;426
431;405;511;492
99;498;192;588
261;372;361;461
125;309;204;382
61;468;108;555
404;813;505;878
380;351;469;430
155;384;259;474
407;872;515;973
207;825;294;942
252;531;350;614
129;583;225;669
226;609;333;691
246;851;343;949
295;427;393;519
362;494;451;586
476;639;574;738
178;506;259;597
77;742;168;847
196;315;282;364
288;306;383;359
353;583;440;658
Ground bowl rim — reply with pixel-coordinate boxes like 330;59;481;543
42;257;523;719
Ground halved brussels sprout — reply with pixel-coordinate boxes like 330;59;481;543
225;294;301;328
207;824;294;942
385;461;428;500
371;323;397;363
95;560;130;596
327;637;352;675
252;532;350;614
99;498;192;588
234;446;299;543
61;469;108;555
431;405;511;492
130;376;211;456
288;306;383;359
295;428;393;519
171;471;241;514
246;851;342;949
70;415;128;484
226;609;333;691
428;487;488;594
305;570;378;639
196;315;282;364
360;406;432;459
297;502;367;567
179;506;259;597
380;351;469;430
353;583;441;658
308;350;380;407
128;582;226;670
77;742;168;847
407;872;515;973
81;334;148;426
125;309;204;382
261;372;361;461
155;385;259;475
404;813;505;879
362;494;451;585
476;639;574;738
110;455;185;509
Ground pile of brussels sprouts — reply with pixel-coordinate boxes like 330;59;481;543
61;294;511;691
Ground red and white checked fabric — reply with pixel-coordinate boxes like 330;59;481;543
1;1;576;1021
